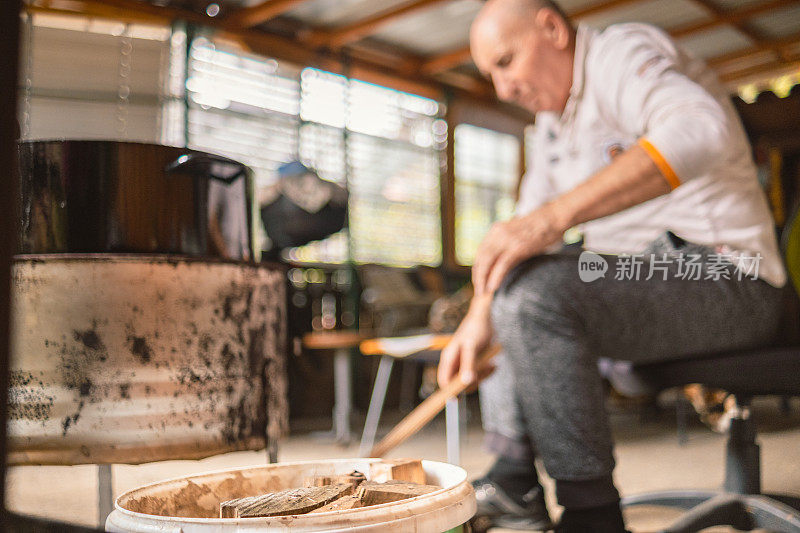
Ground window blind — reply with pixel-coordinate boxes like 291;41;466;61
19;14;170;142
346;80;443;267
286;70;444;266
186;37;301;190
454;124;520;265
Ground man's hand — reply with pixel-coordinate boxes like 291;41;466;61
437;293;496;389
472;204;565;295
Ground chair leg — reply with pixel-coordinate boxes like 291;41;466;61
332;347;353;444
445;396;460;466
97;463;114;528
359;356;394;456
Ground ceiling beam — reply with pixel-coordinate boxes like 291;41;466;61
34;0;210;25
671;0;796;38
708;32;800;68
29;1;165;25
421;47;472;75
434;70;494;96
568;0;642;19
225;0;308;29
720;57;800;83
308;0;450;49
687;0;764;43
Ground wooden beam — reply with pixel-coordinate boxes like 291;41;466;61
421;47;472;75
28;3;164;25
708;32;800;68
433;70;494;97
720;57;800;82
33;0;212;26
225;0;307;29
310;0;450;49
671;0;797;38
568;0;642;19
688;0;764;44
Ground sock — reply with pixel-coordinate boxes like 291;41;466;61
486;456;541;506
557;501;626;533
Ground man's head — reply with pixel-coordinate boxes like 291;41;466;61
470;0;576;114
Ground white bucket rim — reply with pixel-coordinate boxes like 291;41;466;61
113;457;468;524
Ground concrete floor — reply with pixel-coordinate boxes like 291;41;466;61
6;396;800;531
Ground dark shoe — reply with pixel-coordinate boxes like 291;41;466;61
471;477;554;531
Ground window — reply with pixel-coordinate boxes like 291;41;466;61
348;132;442;266
345;80;444;267
18;13;170;142
454;124;520;265
286;69;349;264
186;36;301;191
284;72;444;266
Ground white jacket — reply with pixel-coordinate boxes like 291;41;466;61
518;23;786;287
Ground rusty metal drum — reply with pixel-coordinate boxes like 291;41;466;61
8;255;288;465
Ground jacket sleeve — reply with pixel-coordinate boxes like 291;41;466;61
590;25;731;188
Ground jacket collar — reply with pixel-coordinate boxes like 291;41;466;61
560;24;596;125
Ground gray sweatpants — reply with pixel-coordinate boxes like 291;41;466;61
479;232;785;508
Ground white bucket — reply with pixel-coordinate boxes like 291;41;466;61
106;458;476;532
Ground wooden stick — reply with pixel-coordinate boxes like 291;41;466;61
370;344;502;457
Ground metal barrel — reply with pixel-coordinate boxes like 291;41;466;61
8;255;287;465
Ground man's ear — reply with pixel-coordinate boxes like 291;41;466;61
534;8;571;50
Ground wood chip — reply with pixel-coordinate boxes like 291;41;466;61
304;470;366;491
220;484;352;518
356;481;440;506
370;459;426;485
309;494;363;513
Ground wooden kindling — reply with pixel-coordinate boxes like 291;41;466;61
356;481;440;506
370;459;426;485
304;470;367;492
220;484;352;518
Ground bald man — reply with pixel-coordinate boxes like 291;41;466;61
437;0;787;531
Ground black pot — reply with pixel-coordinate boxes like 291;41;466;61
18;140;254;260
